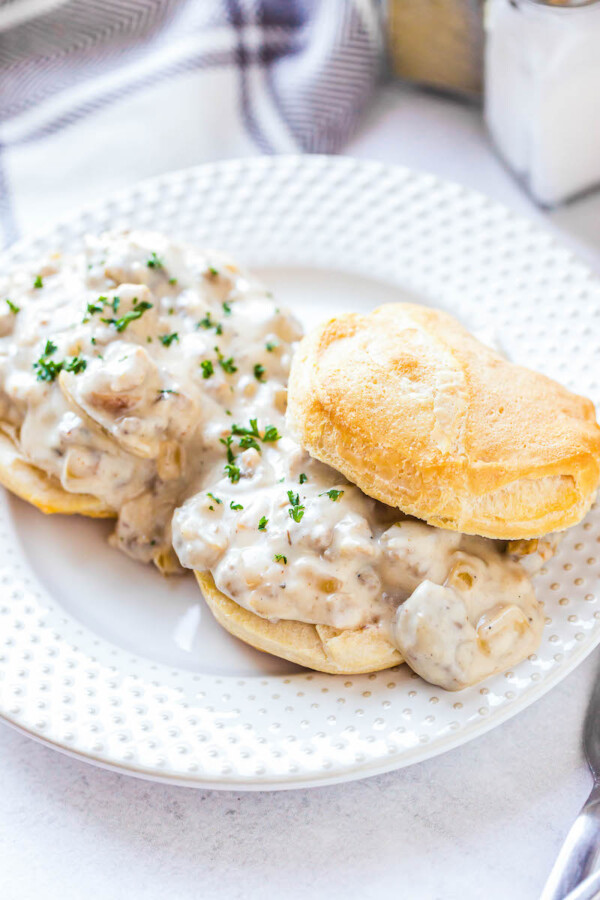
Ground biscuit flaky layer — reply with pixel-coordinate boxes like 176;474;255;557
196;572;403;675
287;303;600;539
0;429;114;518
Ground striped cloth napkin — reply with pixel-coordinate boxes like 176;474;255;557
0;0;382;247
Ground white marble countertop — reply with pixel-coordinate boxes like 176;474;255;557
2;84;600;900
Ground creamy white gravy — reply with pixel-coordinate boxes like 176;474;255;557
0;232;555;689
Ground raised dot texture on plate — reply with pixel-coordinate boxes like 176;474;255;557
0;156;599;789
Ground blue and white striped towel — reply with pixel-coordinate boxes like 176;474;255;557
0;0;382;246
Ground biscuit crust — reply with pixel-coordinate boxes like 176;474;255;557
287;303;600;539
196;571;403;675
0;428;114;518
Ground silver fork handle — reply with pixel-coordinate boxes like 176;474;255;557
541;783;600;900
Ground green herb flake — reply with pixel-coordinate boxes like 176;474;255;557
5;299;19;314
207;492;222;505
274;554;287;565
230;501;244;511
258;516;268;531
44;339;57;356
33;275;44;289
287;489;305;523
168;277;178;285
101;299;153;332
111;296;121;313
159;332;179;347
262;425;280;443
320;489;345;502
200;359;214;379
214;346;237;374
299;473;308;484
90;337;97;345
224;463;241;483
238;435;261;453
265;341;277;352
64;356;87;374
222;301;232;316
147;251;163;269
206;266;219;278
253;363;265;382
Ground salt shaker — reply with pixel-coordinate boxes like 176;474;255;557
485;0;600;207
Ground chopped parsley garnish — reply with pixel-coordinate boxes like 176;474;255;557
220;435;236;463
258;516;268;531
200;359;214;379
90;337;97;345
147;252;163;269
101;299;153;332
33;275;43;289
168;277;178;285
111;296;120;313
5;299;19;314
222;301;232;315
224;463;241;483
274;554;287;564
239;435;261;452
198;313;214;329
206;266;219;278
265;341;277;352
253;363;265;382
207;492;222;505
262;425;280;442
158;388;178;397
299;473;307;484
232;419;260;438
230;501;244;511
159;332;179;347
63;356;87;374
287;490;305;523
33;357;63;382
214;346;237;374
33;341;86;382
320;489;345;501
86;298;105;316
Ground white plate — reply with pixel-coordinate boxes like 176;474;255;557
1;156;600;790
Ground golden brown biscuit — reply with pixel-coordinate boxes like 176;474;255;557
287;303;600;539
195;572;403;675
0;428;114;518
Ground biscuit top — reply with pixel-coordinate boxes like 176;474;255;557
287;302;600;539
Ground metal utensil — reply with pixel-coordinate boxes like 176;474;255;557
541;666;600;899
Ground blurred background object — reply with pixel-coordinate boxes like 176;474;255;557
485;0;600;208
387;0;484;96
2;0;600;247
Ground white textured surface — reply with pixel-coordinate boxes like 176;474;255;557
2;84;600;897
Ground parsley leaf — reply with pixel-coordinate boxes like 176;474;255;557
230;501;244;511
262;425;280;442
239;435;261;452
265;341;277;352
258;516;268;531
299;473;307;484
224;463;241;483
207;492;222;505
44;339;57;356
159;332;179;347
101;299;153;332
253;363;265;382
206;266;219;278
214;346;237;374
33;275;43;289
320;489;345;501
220;435;236;463
200;359;214;379
222;301;232;315
287;489;305;523
5;299;19;314
274;554;287;564
147;252;163;269
63;356;87;374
